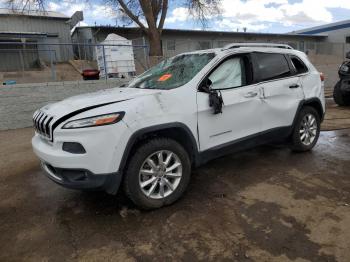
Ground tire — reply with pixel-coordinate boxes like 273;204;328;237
290;106;321;152
333;81;346;106
123;138;191;210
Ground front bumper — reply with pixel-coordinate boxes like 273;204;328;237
32;121;132;194
41;162;121;194
31;120;131;174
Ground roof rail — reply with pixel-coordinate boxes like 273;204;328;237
223;43;294;50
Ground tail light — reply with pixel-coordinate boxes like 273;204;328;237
320;72;325;82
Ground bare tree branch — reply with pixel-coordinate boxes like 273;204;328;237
5;0;45;11
185;0;222;27
158;0;168;31
116;0;147;32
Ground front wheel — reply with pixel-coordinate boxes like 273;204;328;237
290;106;321;152
123;138;191;210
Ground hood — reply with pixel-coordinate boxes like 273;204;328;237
40;87;160;119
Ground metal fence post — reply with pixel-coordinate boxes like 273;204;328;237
19;49;25;77
142;37;150;69
84;41;87;61
102;45;108;83
50;50;56;81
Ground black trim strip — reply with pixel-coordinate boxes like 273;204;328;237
45;117;53;138
37;113;45;134
117;98;325;173
293;98;325;124
210;130;232;138
40;115;48;134
198;98;324;165
119;122;199;172
41;162;121;194
198;126;292;165
51;99;131;141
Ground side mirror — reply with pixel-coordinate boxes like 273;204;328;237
199;78;212;92
346;51;350;59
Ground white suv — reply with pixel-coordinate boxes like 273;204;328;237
32;43;325;209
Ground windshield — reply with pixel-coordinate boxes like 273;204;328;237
128;52;216;90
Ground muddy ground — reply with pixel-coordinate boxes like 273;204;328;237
1;100;350;262
322;91;350;131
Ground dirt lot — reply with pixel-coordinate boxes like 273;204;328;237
1;63;82;84
1;100;350;262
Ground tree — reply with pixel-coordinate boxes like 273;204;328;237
5;0;45;10
109;0;221;57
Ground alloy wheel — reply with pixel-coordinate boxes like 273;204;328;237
139;150;182;199
299;113;318;146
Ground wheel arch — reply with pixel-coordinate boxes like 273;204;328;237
302;98;325;122
118;123;199;174
293;98;324;129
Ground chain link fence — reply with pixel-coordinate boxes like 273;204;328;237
0;39;349;89
0;41;149;85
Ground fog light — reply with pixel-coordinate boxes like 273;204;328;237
62;142;86;154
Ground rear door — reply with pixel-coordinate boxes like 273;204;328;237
289;54;318;97
252;52;305;131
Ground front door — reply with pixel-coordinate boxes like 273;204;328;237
197;54;264;151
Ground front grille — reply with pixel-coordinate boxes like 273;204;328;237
33;111;54;141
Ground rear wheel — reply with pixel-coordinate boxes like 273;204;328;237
123;138;191;210
290;106;320;152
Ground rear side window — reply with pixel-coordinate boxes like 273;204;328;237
254;53;291;82
290;56;308;74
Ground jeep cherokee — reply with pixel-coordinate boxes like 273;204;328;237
32;43;325;209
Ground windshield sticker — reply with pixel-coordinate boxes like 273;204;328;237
158;74;172;82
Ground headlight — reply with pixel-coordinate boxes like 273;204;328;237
62;112;125;129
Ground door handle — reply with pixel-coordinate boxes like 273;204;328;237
244;91;258;98
289;84;300;89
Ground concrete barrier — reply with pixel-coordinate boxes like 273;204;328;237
0;79;127;130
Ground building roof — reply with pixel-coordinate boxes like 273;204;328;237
0;8;69;20
293;19;350;35
72;26;327;39
0;31;58;38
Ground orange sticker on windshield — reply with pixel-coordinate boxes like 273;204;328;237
158;74;172;82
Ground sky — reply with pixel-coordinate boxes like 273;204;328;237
7;0;350;33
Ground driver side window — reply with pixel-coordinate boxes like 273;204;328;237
209;57;246;90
